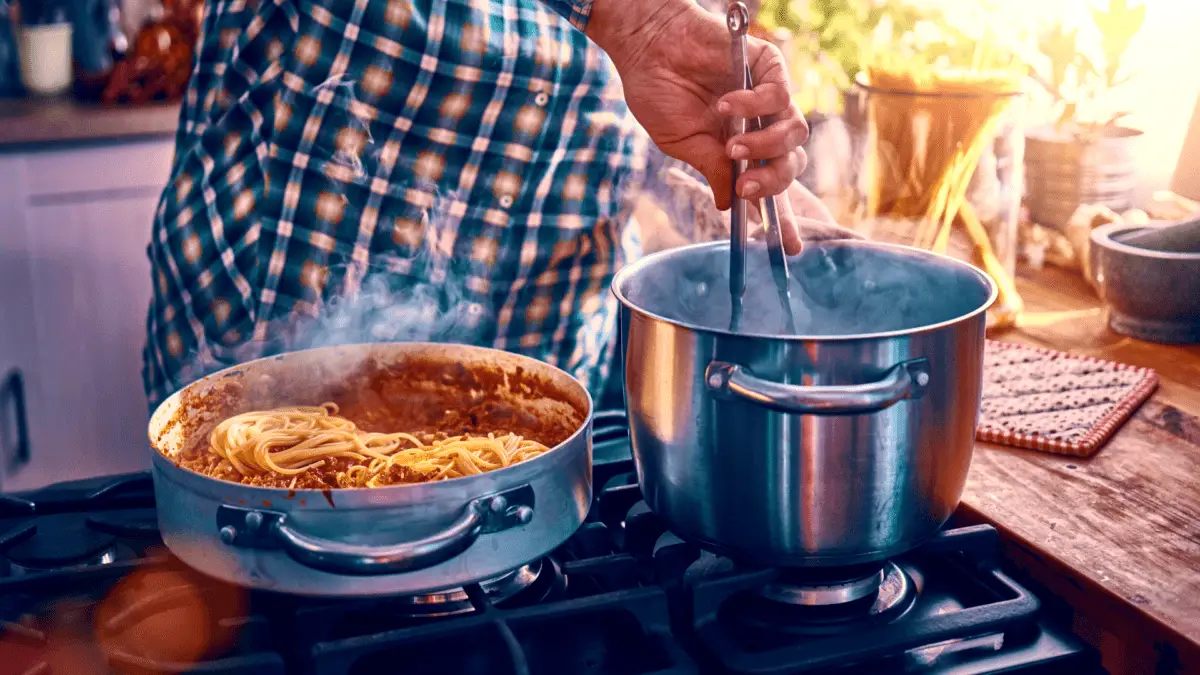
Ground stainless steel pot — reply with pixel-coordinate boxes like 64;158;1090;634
612;240;996;567
148;343;592;597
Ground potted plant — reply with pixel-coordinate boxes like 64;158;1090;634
1024;0;1146;231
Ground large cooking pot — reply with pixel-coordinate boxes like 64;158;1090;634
148;342;592;597
612;240;996;567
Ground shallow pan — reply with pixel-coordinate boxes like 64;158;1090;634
148;342;593;597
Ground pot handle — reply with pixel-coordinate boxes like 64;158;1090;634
215;484;535;576
705;358;930;415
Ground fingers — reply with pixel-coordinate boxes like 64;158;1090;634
716;41;791;119
786;180;836;224
740;196;802;255
774;192;802;255
727;112;809;161
737;149;807;200
717;81;791;120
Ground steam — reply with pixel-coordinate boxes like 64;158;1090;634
285;258;485;350
628;242;987;336
166;69;490;397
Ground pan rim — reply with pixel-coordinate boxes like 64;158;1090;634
147;341;595;498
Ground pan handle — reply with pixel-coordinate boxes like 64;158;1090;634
216;484;535;576
705;358;930;415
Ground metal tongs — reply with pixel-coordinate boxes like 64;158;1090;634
727;2;795;334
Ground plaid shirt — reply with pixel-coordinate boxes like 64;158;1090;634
143;0;715;408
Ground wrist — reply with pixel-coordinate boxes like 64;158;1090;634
586;0;687;67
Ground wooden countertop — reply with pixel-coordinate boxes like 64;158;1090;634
961;265;1200;673
0;96;179;149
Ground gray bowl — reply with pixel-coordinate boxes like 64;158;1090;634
1090;223;1200;344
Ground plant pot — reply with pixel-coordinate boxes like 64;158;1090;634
1024;124;1143;232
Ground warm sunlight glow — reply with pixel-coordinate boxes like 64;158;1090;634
912;0;1200;200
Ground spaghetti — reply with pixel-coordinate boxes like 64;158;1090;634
182;402;551;489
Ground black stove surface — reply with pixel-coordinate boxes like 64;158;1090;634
0;413;1101;675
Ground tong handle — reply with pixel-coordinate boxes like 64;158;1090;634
727;1;795;333
728;3;750;306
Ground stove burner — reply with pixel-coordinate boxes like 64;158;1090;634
732;561;915;637
0;444;1102;675
757;563;887;607
390;559;546;618
1;513;121;573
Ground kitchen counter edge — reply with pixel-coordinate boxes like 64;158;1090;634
0;96;180;150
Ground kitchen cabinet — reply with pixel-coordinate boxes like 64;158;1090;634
0;138;174;491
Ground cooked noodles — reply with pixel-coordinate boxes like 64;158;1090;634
185;402;551;489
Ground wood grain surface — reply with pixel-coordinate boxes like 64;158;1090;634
962;265;1200;674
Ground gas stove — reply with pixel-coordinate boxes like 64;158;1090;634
0;413;1101;675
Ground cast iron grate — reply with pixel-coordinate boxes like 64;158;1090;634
0;412;1100;675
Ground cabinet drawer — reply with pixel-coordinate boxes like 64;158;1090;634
23;139;175;198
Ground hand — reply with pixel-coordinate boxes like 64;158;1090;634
746;181;863;251
587;0;809;247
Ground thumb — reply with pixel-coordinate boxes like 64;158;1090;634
703;162;733;212
661;135;733;211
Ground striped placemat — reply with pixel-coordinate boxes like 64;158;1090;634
977;341;1159;457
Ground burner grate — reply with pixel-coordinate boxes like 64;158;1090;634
671;525;1042;675
306;582;695;675
0;415;1101;675
300;518;696;675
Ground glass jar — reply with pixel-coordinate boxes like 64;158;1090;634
853;83;1025;283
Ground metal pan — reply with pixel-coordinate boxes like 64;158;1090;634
148;342;593;597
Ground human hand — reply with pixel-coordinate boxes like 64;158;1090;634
586;0;809;246
746;181;863;251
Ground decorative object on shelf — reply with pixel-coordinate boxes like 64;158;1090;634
977;340;1158;458
68;0;126;99
1023;0;1146;232
0;0;22;97
100;0;198;104
17;0;72;95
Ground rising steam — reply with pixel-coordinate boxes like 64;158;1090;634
169;70;489;394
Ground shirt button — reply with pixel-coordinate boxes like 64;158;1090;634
534;91;549;107
499;195;514;208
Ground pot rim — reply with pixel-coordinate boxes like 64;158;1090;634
1091;223;1200;262
612;240;999;342
147;341;595;499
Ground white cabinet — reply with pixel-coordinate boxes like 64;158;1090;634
0;138;174;491
0;156;37;488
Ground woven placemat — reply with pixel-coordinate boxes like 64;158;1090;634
977;341;1159;457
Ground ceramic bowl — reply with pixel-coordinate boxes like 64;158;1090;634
1089;223;1200;344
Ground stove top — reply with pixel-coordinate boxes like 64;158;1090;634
0;413;1102;675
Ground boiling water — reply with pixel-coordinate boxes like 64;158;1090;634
623;243;989;337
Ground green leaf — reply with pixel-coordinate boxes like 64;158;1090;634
1091;0;1146;83
1038;23;1078;96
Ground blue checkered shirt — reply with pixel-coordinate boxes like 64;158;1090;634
143;0;715;408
